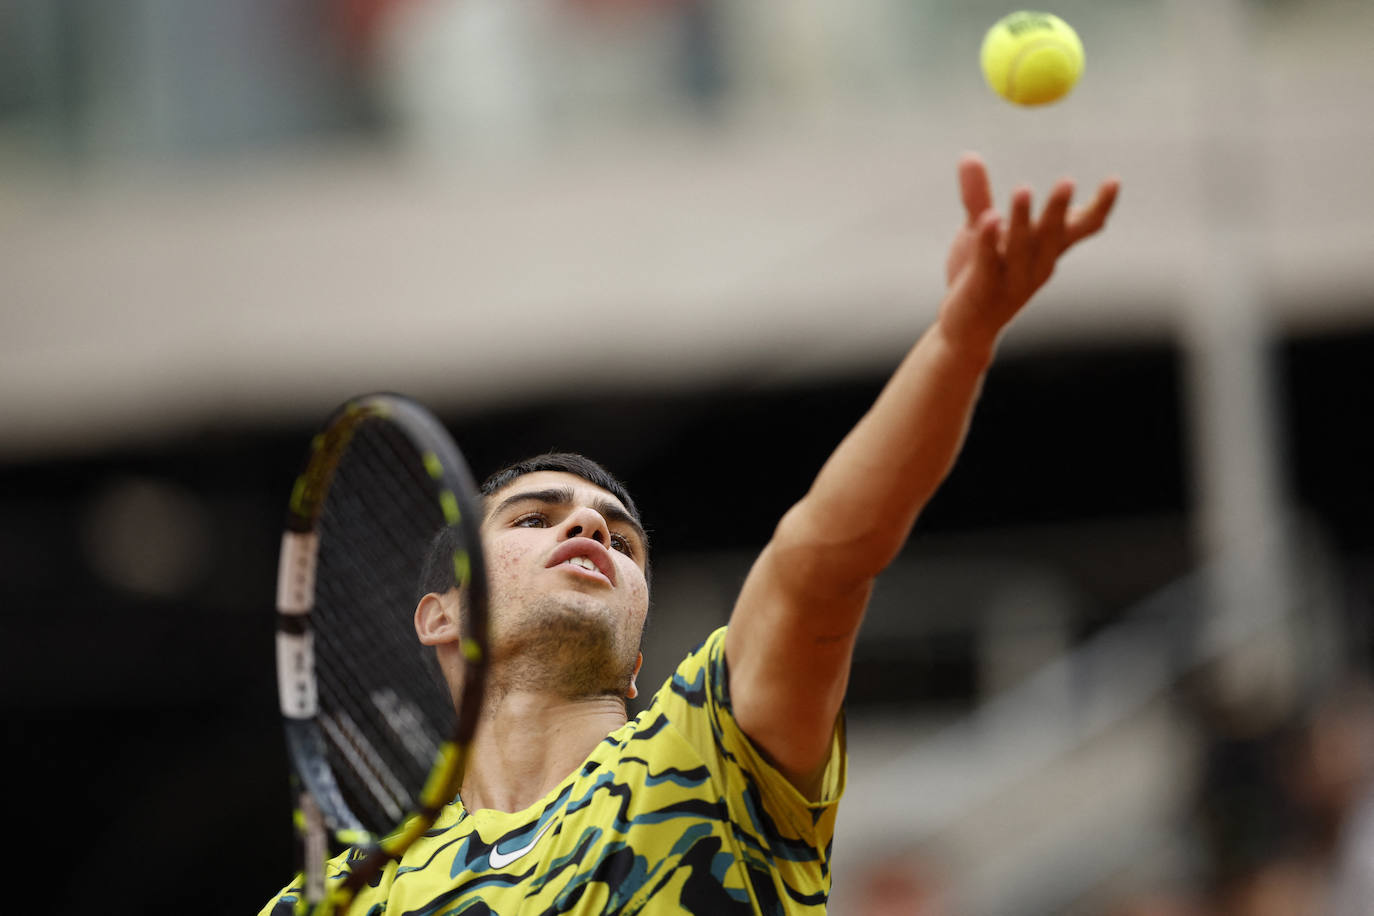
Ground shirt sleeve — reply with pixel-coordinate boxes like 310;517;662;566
654;626;846;894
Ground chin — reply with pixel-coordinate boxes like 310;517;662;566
521;595;636;692
541;593;620;640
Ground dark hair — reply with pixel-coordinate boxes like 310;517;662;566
478;452;643;524
416;452;649;600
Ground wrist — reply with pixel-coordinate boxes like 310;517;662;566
931;318;999;373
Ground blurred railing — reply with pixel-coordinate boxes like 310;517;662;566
833;525;1345;913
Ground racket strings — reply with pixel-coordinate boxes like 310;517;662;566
312;419;460;834
314;563;443;821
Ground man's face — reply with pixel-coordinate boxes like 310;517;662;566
477;471;649;694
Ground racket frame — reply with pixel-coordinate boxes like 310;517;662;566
274;394;489;915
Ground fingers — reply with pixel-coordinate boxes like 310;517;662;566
952;156;1118;299
1003;185;1033;265
1031;178;1074;278
1064;178;1121;247
958;152;994;226
1036;178;1075;243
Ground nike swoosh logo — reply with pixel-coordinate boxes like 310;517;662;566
488;818;555;869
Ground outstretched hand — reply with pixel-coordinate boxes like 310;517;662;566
939;152;1119;353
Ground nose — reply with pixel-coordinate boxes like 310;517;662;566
560;505;608;546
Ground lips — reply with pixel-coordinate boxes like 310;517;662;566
546;538;617;586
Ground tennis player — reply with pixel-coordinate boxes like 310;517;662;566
261;153;1118;914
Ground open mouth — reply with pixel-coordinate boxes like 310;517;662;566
547;539;616;585
556;553;613;585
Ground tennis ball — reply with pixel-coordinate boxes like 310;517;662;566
980;11;1084;106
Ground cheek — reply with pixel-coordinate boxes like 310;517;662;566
485;541;533;594
620;565;650;616
490;542;524;570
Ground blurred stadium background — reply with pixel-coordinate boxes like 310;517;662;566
2;0;1372;913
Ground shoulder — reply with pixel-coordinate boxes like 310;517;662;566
648;624;847;824
665;626;729;706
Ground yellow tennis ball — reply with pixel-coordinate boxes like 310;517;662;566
981;11;1084;106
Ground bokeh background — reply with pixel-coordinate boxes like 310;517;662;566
3;0;1372;913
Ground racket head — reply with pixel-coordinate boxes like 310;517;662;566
274;393;488;914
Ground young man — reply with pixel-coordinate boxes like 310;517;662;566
261;153;1119;914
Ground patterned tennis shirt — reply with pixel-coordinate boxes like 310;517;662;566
260;626;846;915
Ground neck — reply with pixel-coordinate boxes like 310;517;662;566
458;688;629;813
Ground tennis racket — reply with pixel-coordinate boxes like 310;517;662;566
273;393;489;915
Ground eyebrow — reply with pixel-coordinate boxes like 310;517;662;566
488;486;648;548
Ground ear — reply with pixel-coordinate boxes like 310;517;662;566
626;653;644;700
415;592;460;646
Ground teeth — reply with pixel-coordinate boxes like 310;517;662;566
566;556;597;571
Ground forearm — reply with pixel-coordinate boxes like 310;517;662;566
726;317;997;776
783;318;997;587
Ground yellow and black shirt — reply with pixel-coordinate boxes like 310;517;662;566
260;626;846;915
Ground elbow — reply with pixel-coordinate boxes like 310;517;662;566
773;499;905;588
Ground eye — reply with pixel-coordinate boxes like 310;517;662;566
513;512;548;529
610;532;633;556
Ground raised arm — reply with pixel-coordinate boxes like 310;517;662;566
725;153;1120;791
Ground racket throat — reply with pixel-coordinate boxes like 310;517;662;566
301;793;328;904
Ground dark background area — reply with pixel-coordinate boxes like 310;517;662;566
3;328;1370;914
